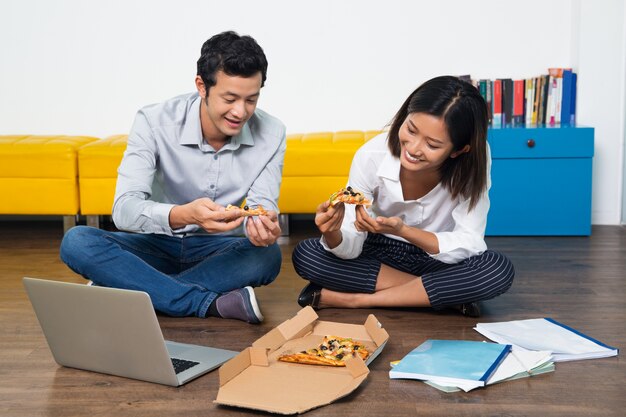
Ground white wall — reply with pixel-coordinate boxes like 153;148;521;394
0;0;624;224
576;0;626;225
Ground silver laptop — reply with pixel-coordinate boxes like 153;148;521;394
23;277;238;386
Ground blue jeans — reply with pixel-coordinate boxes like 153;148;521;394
60;226;281;318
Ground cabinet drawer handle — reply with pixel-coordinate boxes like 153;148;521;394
527;139;536;148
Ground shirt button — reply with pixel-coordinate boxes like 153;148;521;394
213;154;218;160
210;184;215;189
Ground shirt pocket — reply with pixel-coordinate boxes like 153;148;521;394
401;203;424;226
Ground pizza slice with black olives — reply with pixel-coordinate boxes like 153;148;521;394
329;186;371;207
225;204;268;216
277;335;370;367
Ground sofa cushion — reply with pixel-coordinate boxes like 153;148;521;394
284;131;381;177
0;135;98;215
278;130;382;213
78;135;128;215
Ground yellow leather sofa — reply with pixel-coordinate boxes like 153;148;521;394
0;135;99;231
77;135;127;227
76;130;382;231
278;130;381;213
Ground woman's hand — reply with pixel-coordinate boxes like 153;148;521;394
354;205;405;236
315;200;344;248
315;200;344;233
354;206;440;254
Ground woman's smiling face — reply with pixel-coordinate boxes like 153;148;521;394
398;112;455;174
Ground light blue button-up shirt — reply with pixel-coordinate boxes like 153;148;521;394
112;92;286;236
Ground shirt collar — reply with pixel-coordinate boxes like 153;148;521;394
377;151;401;181
231;123;255;147
179;95;203;146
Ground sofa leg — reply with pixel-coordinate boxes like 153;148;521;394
62;215;77;234
86;215;100;229
279;214;289;236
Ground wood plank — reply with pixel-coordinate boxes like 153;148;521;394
1;220;624;416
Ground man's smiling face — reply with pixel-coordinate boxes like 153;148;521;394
197;70;262;143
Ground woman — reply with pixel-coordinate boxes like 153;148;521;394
292;76;514;317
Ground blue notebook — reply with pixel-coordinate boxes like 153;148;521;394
389;339;511;387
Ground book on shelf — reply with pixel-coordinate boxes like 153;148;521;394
533;76;541;125
512;80;525;126
459;68;577;128
501;78;513;127
555;76;563;124
536;75;546;125
525;78;534;126
486;80;493;124
492;79;503;128
570;72;577;125
388;339;511;388
474;318;619;362
560;69;576;125
478;79;489;123
546;75;557;126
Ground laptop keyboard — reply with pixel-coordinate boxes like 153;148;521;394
171;358;200;374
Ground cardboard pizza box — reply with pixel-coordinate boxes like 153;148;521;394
214;306;389;414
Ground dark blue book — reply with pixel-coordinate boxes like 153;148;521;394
561;70;574;125
389;339;511;387
569;72;577;125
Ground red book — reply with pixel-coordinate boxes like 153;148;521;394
492;79;502;127
513;80;525;126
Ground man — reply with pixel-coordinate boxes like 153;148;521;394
60;31;285;324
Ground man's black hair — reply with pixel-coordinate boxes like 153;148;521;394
196;31;268;96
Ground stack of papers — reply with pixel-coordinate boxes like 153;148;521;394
474;318;619;362
389;340;511;390
389;318;618;393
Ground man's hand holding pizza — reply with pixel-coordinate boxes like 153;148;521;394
245;210;281;247
169;198;244;233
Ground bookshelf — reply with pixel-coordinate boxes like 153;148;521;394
486;125;594;236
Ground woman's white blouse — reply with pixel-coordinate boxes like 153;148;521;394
320;133;491;264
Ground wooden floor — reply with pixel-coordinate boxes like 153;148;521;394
1;220;625;417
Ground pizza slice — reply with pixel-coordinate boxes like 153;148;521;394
278;335;370;367
277;351;346;367
329;186;372;207
225;204;268;217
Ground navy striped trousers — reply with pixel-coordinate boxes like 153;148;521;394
292;234;514;307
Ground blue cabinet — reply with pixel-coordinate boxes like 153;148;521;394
486;126;594;236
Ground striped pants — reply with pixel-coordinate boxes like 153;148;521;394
292;234;515;308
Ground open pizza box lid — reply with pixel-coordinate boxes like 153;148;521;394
214;306;389;414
